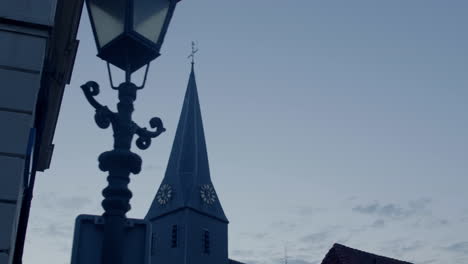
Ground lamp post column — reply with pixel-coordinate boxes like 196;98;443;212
80;80;165;264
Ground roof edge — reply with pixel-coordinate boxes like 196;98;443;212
147;206;229;224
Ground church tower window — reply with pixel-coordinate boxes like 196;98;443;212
151;233;157;255
203;229;210;254
171;225;178;248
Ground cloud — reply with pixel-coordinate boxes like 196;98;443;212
353;203;407;218
371;219;385;228
410;218;450;229
239;259;261;264
232;256;320;264
445;242;468;255
379;239;424;259
30;222;72;241
39;192;93;211
439;219;449;225
300;231;330;244
287;258;319;264
459;208;468;223
252;232;269;239
239;232;270;241
231;249;257;257
270;257;319;264
143;164;163;171
58;196;92;210
352;198;431;220
295;206;326;217
59;242;72;254
45;224;69;238
270;221;298;232
298;230;340;252
400;240;423;253
419;259;437;264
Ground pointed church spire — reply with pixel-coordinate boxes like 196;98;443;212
146;62;228;223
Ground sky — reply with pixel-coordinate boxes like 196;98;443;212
23;1;468;264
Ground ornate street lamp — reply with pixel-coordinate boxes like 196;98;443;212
71;1;181;264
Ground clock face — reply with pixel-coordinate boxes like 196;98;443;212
156;184;173;205
200;184;217;205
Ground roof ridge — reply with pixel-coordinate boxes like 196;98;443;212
331;243;414;264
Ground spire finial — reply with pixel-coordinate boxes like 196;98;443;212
188;41;199;65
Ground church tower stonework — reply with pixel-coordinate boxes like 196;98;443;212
146;64;230;264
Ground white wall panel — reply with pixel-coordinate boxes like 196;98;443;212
0;69;40;112
0;156;24;202
0;31;46;71
0;0;57;26
0;112;32;156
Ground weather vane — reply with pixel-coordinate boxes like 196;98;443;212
188;41;198;64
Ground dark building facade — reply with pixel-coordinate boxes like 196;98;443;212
0;1;83;264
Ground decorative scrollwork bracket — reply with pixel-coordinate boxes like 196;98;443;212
80;81;115;130
135;117;166;150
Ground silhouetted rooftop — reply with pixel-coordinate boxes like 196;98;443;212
229;259;247;264
321;244;413;264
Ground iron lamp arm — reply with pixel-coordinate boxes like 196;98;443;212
135;117;166;150
80;81;115;129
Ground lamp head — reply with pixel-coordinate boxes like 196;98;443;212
86;0;181;73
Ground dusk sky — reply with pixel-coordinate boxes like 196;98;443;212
24;1;468;264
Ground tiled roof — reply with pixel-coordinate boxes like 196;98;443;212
321;244;413;264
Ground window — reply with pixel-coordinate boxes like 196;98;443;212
171;225;178;248
203;229;210;254
151;233;157;255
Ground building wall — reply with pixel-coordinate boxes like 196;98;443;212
150;208;229;264
150;210;187;264
184;210;228;264
0;0;57;26
0;2;57;263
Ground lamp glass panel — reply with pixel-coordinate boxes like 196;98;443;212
133;0;170;43
88;0;126;47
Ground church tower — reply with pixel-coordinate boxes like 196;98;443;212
146;63;229;264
